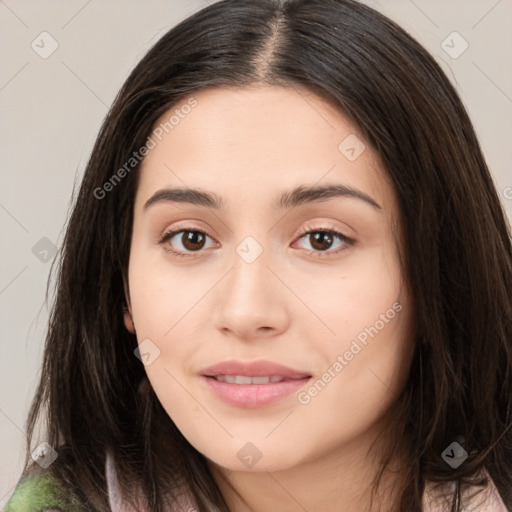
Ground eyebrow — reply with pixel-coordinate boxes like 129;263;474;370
143;183;381;211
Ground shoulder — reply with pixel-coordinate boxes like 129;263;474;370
3;470;87;512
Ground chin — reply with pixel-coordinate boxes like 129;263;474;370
200;441;305;474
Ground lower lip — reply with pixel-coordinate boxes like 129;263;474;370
201;376;311;408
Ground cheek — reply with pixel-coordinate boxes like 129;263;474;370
127;244;207;338
127;245;217;408
293;244;405;342
295;294;413;457
293;243;412;427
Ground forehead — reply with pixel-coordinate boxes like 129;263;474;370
135;85;395;215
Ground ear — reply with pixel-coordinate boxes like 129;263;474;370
123;277;136;334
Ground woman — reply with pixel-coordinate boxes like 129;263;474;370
4;0;511;510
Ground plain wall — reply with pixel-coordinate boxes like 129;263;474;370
1;0;511;505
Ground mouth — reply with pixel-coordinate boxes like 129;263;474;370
208;375;295;384
200;359;311;380
200;360;312;408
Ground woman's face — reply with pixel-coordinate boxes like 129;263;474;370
125;85;414;473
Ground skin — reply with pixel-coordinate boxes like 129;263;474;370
124;85;415;511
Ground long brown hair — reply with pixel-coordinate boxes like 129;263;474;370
16;0;512;510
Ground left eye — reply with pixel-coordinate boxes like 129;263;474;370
294;229;353;255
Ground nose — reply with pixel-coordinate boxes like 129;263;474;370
212;245;290;341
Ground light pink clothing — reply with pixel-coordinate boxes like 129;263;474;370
422;475;508;511
105;452;508;511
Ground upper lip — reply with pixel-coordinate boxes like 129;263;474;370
200;360;311;379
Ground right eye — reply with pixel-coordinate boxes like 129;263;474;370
159;228;218;258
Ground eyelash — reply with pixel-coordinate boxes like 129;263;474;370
158;225;355;259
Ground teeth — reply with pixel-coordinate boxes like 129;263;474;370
213;375;285;384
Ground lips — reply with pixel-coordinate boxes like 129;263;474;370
200;360;312;408
200;360;311;380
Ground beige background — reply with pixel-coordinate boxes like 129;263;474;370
1;0;511;504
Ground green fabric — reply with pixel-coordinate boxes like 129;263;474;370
2;472;86;512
